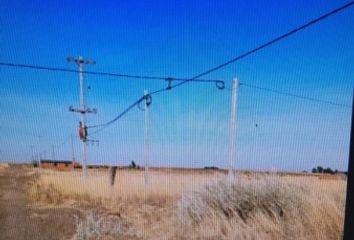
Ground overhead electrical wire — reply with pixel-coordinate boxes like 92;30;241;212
0;64;222;137
87;1;353;135
240;83;351;108
88;79;224;136
0;62;222;84
0;62;224;138
88;97;145;129
170;1;353;89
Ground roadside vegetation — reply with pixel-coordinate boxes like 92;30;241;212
27;168;346;240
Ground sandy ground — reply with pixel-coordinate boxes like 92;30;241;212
0;165;81;240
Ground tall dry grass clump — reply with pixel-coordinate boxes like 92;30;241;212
72;211;139;240
28;169;222;208
177;176;345;240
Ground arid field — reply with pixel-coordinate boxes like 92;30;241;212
0;164;347;240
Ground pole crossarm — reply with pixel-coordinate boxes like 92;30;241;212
67;57;96;65
69;106;97;114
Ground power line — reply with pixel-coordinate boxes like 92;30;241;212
87;78;225;136
169;1;354;90
0;62;223;136
240;83;351;108
88;96;145;130
0;62;222;84
87;0;353;136
87;95;157;136
38;1;354;136
87;77;224;135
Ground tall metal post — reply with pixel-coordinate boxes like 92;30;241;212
79;60;87;180
228;78;239;181
67;56;96;181
144;90;150;188
70;134;76;167
52;145;55;161
30;145;34;162
37;135;42;168
344;90;354;240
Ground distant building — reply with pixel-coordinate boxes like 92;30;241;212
40;160;80;170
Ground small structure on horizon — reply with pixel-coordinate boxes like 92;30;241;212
40;160;80;170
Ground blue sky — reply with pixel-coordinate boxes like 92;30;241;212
0;0;353;171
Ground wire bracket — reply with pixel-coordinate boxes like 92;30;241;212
165;77;173;90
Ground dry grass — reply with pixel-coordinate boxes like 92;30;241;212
177;176;346;240
28;169;223;207
28;168;346;240
0;163;9;170
72;211;139;240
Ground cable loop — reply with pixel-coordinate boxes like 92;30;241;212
144;94;152;106
216;80;225;90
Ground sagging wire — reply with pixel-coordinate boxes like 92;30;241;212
87;78;224;136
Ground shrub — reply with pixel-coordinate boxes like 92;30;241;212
177;176;344;240
323;168;334;174
72;212;138;240
317;166;324;173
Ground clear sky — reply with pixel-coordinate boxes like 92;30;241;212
1;0;353;171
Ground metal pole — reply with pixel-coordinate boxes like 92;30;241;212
30;145;34;162
67;56;96;181
37;136;42;168
144;90;150;188
79;58;88;181
343;90;354;240
52;145;55;161
71;134;76;168
228;78;239;181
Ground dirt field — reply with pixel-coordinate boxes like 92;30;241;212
0;164;347;240
0;165;82;240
